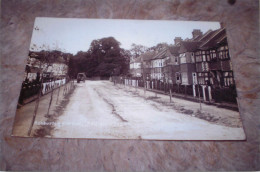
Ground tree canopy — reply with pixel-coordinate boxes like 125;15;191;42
68;37;130;78
130;44;148;59
29;50;72;65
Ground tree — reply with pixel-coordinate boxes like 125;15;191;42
147;42;169;52
68;37;130;78
130;43;148;59
68;51;89;78
119;49;131;75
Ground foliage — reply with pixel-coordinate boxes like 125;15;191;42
68;37;130;78
29;50;72;65
130;43;148;59
147;43;169;52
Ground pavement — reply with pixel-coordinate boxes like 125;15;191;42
12;82;74;137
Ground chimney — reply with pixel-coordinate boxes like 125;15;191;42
174;37;183;46
220;22;225;28
192;29;202;38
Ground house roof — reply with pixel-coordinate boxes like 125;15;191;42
140;51;156;61
199;28;226;50
216;34;227;44
152;47;168;60
130;56;142;63
178;41;201;53
169;46;180;55
177;28;227;52
197;29;217;42
189;34;203;42
150;45;180;60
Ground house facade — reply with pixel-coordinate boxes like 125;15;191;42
162;46;180;84
195;28;234;88
194;28;235;101
126;27;237;103
140;52;155;80
129;57;142;77
150;49;167;81
25;51;69;82
178;41;199;86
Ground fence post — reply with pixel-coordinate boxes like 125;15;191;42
56;86;60;104
170;89;172;103
208;86;212;102
193;84;196;97
46;87;54;116
135;80;137;92
184;85;187;97
197;85;202;111
144;83;146;97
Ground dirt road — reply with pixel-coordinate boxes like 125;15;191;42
52;81;245;140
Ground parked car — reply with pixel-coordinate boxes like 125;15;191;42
77;73;86;83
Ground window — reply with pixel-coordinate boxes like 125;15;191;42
196;55;202;62
205;62;209;71
191;55;195;63
198;77;205;85
218;45;230;60
223;71;234;86
197;72;212;85
206;54;211;61
180;53;186;64
202;55;206;61
210;49;217;60
201;62;209;72
181;72;188;85
176;72;181;84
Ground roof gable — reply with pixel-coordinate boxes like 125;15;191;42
179;41;201;53
199;28;226;49
140;51;156;61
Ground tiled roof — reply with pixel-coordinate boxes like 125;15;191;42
140;51;156;61
190;34;203;42
199;28;226;49
152;47;168;60
216;34;227;44
197;29;217;42
130;56;142;63
178;41;201;53
169;46;180;55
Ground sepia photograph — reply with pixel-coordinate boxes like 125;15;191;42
12;17;246;140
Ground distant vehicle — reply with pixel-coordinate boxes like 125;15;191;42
77;73;86;83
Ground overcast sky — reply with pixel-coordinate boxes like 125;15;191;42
30;17;221;55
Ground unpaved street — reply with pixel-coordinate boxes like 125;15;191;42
52;81;245;140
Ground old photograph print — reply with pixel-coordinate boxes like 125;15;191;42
12;17;246;140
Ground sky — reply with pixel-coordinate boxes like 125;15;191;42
30;17;221;55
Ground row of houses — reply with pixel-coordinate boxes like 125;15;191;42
18;51;69;104
129;27;236;102
24;51;69;82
